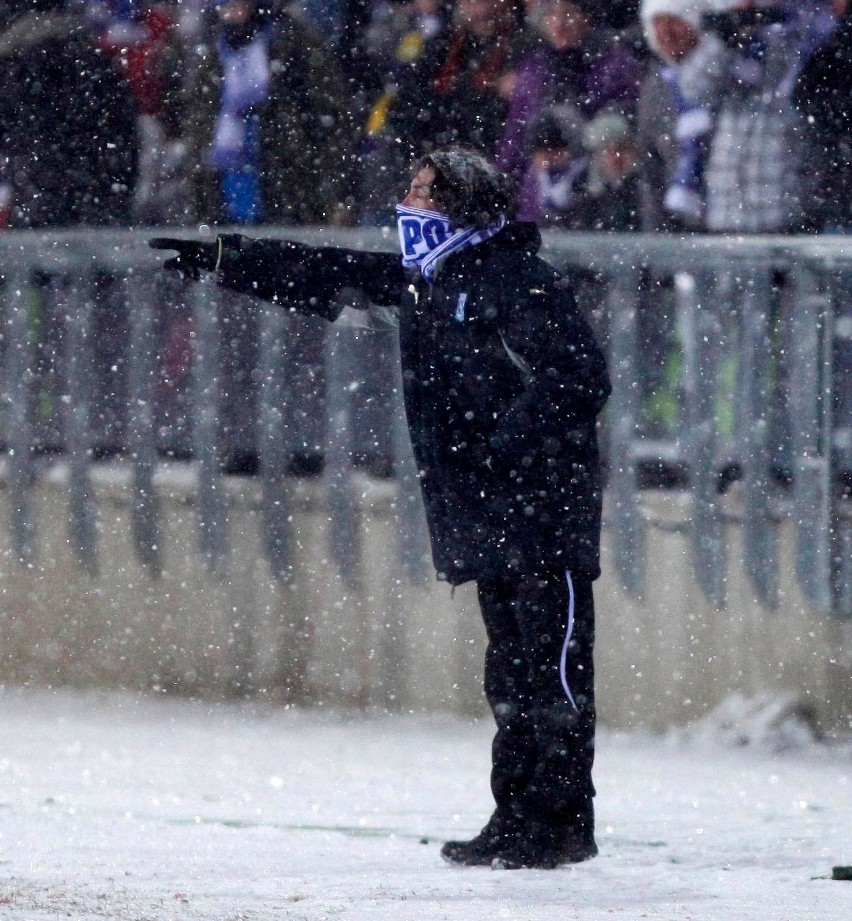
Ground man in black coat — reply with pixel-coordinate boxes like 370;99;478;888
150;146;611;870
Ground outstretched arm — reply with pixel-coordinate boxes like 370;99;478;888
215;235;405;319
150;234;406;321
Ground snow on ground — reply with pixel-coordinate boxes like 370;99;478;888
0;687;849;921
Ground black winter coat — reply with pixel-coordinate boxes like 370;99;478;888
0;12;138;228
218;223;611;584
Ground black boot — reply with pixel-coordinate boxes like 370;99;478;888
440;807;523;866
491;818;598;870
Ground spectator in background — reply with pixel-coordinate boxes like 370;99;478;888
357;0;449;223
181;0;355;476
651;2;838;483
0;0;138;228
637;0;716;232
635;1;723;450
91;1;189;224
496;0;642;185
796;0;852;233
185;0;355;226
518;105;641;228
515;103;587;225
571;108;642;232
362;0;446;80
389;0;528;159
678;0;838;235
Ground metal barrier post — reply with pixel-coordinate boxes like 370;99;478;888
190;278;229;573
789;265;833;612
324;324;361;589
682;269;727;607
126;270;162;576
740;266;779;609
4;265;36;565
607;266;645;596
257;302;292;583
61;274;98;575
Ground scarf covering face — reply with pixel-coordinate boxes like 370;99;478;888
396;205;506;282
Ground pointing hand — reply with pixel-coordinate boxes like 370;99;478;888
149;237;220;280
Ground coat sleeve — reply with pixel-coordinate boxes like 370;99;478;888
216;234;406;320
488;271;611;470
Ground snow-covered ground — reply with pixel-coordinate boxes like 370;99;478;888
0;688;849;921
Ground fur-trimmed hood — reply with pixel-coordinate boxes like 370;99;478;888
640;0;739;62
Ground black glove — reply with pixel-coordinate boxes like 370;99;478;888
149;237;220;280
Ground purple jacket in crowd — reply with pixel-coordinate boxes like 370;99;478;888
495;36;642;183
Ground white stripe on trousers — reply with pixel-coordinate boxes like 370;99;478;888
559;570;579;712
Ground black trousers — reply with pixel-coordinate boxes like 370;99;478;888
477;569;596;828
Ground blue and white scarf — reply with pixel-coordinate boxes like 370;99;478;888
209;32;270;173
396;205;506;282
661;66;712;224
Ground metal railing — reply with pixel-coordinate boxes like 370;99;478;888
549;231;850;616
1;227;850;616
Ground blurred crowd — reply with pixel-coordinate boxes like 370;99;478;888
0;0;849;235
3;0;850;480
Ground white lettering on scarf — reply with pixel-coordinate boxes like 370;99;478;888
396;205;506;282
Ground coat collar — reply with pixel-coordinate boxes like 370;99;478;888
440;221;542;274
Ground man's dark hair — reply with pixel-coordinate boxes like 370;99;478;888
416;147;515;229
